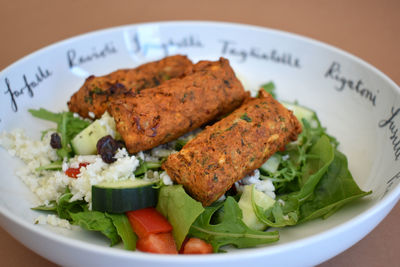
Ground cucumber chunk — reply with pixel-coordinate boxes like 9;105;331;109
260;154;281;175
92;179;158;213
71;112;120;155
282;101;316;125
238;185;275;231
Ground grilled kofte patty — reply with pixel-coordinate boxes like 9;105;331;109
162;90;302;206
108;57;248;154
67;55;194;118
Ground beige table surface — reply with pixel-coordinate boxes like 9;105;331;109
0;0;399;266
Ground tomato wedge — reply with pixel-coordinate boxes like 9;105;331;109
136;232;178;254
126;207;173;238
180;237;213;254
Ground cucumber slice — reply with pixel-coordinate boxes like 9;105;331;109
260;154;281;175
282;101;316;125
238;185;275;231
71;112;120;155
92;179;158;213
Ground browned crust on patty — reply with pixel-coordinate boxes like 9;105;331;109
162;90;302;206
108;57;248;154
67;55;194;118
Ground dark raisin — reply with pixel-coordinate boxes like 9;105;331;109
96;135;121;163
50;133;62;149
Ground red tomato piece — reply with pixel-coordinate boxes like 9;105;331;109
126;207;173;238
181;238;213;254
65;168;80;178
178;237;189;254
78;163;89;168
65;163;89;178
136;232;178;254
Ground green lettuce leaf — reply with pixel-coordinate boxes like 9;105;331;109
293;134;335;202
70;211;120;246
299;150;372;223
106;213;137;250
156;185;204;249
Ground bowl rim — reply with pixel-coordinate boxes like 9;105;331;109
0;20;399;263
1;20;399;90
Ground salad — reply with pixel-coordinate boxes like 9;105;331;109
0;78;371;254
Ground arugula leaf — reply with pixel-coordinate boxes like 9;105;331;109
29;108;61;123
57;112;71;158
54;189;88;220
157;185;204;249
260;114;338;195
189;197;279;252
31;201;57;212
106;213;137;250
134;159;162;176
265;135;334;224
253;195;299;228
259;119;319;194
32;188;87;218
257;135;370;226
29;108;90;159
35;160;63;171
70;211;120;246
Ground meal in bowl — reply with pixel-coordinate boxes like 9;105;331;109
0;55;371;254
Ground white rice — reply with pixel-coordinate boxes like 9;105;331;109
34;214;71;229
68;148;140;204
0;129;58;169
160;171;173;186
0;129;142;207
236;169;276;199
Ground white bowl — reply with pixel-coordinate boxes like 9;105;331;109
0;21;399;267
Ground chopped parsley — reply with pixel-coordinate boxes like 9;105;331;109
240;113;252;122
